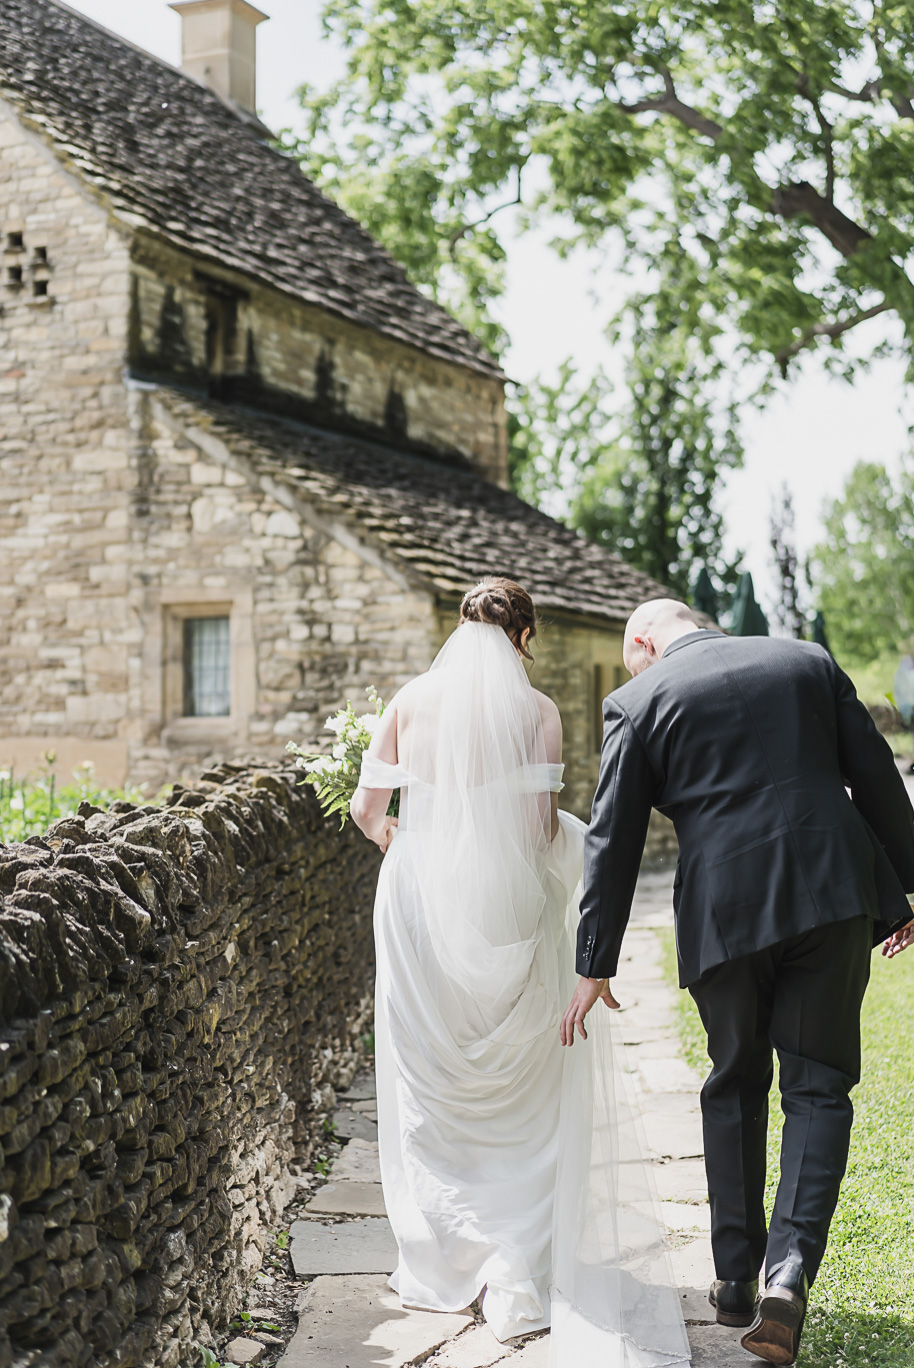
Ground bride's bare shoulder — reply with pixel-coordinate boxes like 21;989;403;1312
531;688;562;756
387;671;435;717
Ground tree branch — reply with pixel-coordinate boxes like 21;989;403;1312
826;77;882;103
617;66;723;140
446;165;522;256
772;179;871;257
775;301;892;375
809;95;836;203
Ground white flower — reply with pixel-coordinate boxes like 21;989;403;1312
10;794;24;811
305;756;337;777
324;715;346;736
332;742;347;760
357;713;380;734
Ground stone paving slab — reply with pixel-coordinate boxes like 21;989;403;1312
505;1336;550;1365
653;1159;709;1203
638;1057;704;1093
226;1338;266;1365
667;1237;716;1296
334;1108;379;1143
661;1201;712;1232
686;1323;755;1365
678;1285;716;1326
333;1139;382;1183
277;1275;473;1368
338;1072;377;1102
427;1325;512;1367
641;1109;705;1161
306;1181;387;1217
289;1218;397;1276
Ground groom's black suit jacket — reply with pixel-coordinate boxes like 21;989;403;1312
577;631;914;986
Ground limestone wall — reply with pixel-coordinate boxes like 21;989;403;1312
127;393;442;790
518;614;677;862
0;763;380;1368
0;105;134;785
129;238;508;483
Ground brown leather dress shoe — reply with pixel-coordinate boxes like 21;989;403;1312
741;1262;809;1365
708;1278;758;1327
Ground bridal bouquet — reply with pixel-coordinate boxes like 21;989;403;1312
286;686;398;827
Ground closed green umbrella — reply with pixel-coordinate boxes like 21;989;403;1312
692;567;718;620
731;572;770;637
812;611;832;654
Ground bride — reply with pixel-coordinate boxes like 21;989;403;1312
351;578;690;1366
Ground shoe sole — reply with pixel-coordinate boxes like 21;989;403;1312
740;1288;805;1366
713;1305;756;1328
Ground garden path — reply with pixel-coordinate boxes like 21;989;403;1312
233;875;754;1368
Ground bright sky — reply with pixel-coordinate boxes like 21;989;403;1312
64;0;911;615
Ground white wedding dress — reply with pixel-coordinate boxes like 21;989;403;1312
358;623;690;1367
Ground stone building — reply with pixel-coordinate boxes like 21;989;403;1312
0;0;666;819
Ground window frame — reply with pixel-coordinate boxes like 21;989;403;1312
148;586;255;747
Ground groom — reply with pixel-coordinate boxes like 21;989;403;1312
561;599;914;1366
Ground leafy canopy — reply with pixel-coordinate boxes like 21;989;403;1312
286;0;914;375
810;457;914;663
510;280;743;596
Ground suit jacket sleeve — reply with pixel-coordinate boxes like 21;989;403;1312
576;697;654;978
831;655;914;891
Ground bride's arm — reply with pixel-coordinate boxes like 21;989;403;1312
351;701;399;853
536;691;562;840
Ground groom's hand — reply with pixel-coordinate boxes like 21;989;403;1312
560;976;621;1046
882;914;914;958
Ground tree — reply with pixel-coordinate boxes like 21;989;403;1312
507;281;743;595
810;458;914;662
287;0;914;378
768;484;808;638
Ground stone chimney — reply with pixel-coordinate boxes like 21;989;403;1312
169;1;269;115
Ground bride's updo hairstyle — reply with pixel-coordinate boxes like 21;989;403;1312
459;577;538;661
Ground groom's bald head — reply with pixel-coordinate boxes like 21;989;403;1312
623;599;700;677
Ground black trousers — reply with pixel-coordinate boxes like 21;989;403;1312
688;916;872;1284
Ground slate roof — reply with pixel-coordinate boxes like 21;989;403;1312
155;389;669;625
0;0;501;379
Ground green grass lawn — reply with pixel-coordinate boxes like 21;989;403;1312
659;929;914;1367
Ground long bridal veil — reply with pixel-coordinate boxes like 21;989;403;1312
376;623;690;1366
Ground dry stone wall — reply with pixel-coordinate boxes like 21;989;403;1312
0;763;380;1368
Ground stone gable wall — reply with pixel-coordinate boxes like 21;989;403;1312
0;105;135;786
0;763;380;1368
129;239;508;484
127;395;441;790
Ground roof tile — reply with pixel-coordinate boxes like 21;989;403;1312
0;0;502;379
158;389;668;625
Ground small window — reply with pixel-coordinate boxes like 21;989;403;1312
32;246;47;263
32;279;48;298
6;231;23;251
6;265;22;286
183;616;230;717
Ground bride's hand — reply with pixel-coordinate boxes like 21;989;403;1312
376;817;398;854
560;976;621;1046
